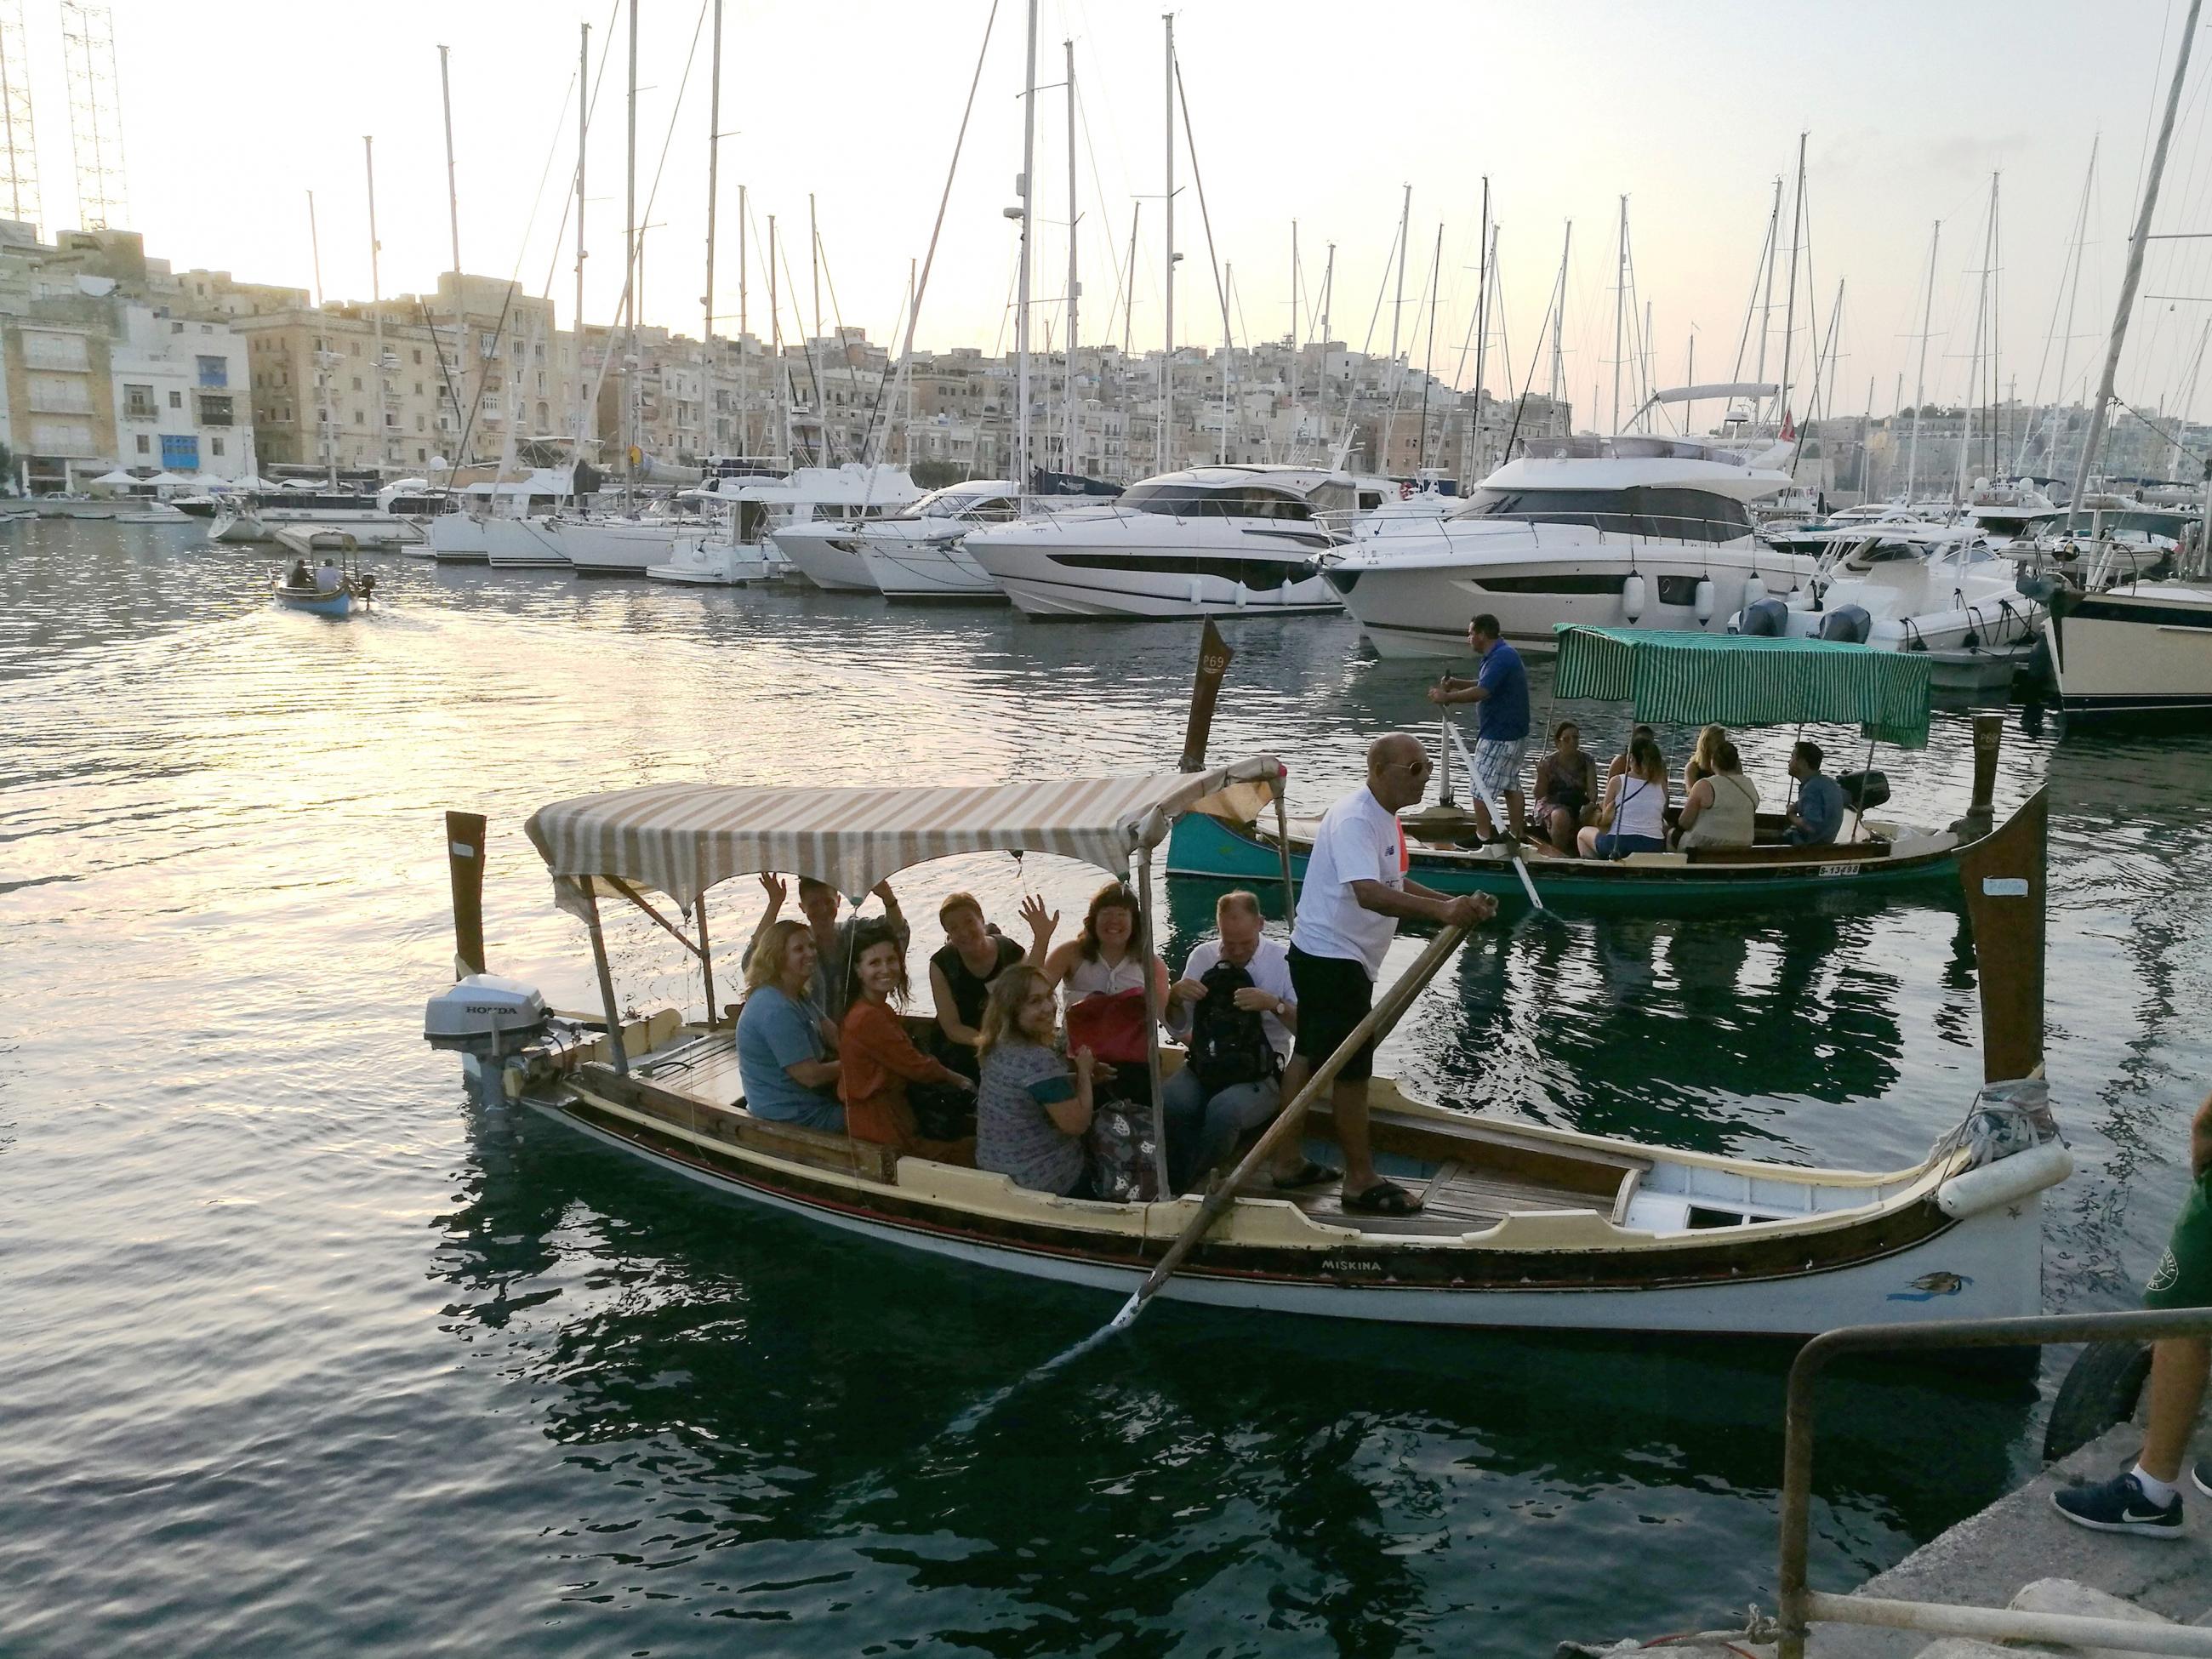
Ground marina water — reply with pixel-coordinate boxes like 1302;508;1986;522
4;520;2209;1655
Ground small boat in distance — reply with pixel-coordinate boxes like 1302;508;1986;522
271;549;373;618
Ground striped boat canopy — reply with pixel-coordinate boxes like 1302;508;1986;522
525;756;1285;915
1552;626;1933;747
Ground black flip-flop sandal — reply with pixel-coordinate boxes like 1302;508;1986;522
1271;1159;1342;1190
1342;1179;1422;1217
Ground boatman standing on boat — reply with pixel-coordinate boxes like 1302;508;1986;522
1427;613;1530;845
1275;734;1496;1217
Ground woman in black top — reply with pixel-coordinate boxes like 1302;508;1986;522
1531;721;1598;853
929;891;1033;1078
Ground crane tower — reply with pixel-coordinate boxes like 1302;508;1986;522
60;0;125;231
0;0;39;232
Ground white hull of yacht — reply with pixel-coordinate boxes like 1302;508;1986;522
553;519;695;577
484;516;570;569
427;514;489;562
773;523;878;592
862;538;1003;601
965;524;1342;619
1758;553;2045;692
1331;524;1814;657
2050;584;2212;718
647;538;778;585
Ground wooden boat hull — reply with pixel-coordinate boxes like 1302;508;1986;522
272;585;355;618
515;1042;2055;1339
1165;809;1964;914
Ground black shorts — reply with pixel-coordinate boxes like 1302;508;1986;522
1288;943;1378;1083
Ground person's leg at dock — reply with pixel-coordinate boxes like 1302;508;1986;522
2056;1088;2212;1536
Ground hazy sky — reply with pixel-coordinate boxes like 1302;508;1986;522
18;2;2212;428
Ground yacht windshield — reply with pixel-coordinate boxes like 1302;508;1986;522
1120;482;1314;520
1451;486;1755;544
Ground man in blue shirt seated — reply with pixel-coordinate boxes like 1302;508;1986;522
1427;613;1530;842
1784;740;1846;846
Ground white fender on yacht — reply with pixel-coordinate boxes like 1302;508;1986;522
1622;572;1646;623
1694;576;1717;624
1742;574;1768;613
1935;1139;2074;1220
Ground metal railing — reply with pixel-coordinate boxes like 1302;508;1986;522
1780;1307;2212;1659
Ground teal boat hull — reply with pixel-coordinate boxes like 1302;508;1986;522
1164;811;1964;916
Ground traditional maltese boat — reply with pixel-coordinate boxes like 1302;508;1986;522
422;748;2066;1337
1172;626;2006;914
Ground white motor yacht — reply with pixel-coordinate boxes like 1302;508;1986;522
1733;524;2044;690
752;463;926;591
1329;435;1810;657
961;465;1351;619
857;481;1022;601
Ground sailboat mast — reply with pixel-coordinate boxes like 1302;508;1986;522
704;0;721;351
1417;222;1442;474
769;215;786;460
1550;220;1570;415
364;135;388;477
1288;220;1299;412
1014;0;1037;496
2072;0;2201;527
439;45;461;281
807;193;822;464
1753;177;1780;391
624;0;637;489
1063;37;1078;477
1123;202;1138;362
1905;220;1939;503
1160;12;1174;477
1777;131;1805;432
738;185;748;454
1611;195;1626;434
1988;173;2001;476
2028;139;2096;474
1470;175;1491;477
1959;179;1996;500
573;21;588;476
307;190;323;307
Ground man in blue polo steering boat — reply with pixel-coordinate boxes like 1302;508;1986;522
1277;733;1497;1217
1427;612;1530;846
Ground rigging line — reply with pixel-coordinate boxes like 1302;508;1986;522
1359;213;1403;358
1729;183;1777;385
636;0;713;282
1071;79;1131;351
1499;260;1562;463
777;234;833;459
2120;395;2212;466
1170;57;1234;373
535;0;624;311
855;0;1000;467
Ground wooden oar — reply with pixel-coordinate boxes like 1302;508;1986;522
1440;718;1554;918
1105;917;1474;1333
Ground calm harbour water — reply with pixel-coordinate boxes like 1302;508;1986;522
3;520;2210;1656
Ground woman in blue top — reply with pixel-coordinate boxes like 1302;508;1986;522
736;918;845;1131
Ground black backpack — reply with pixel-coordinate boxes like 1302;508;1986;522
1188;956;1277;1092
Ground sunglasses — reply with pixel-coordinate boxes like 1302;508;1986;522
1388;757;1433;775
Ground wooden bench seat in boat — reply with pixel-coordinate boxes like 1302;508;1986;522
576;1052;899;1183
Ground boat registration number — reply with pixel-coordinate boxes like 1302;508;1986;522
1818;864;1858;878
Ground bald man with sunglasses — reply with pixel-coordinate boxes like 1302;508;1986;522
1274;733;1495;1217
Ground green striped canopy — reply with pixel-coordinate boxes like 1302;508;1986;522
1552;626;1933;747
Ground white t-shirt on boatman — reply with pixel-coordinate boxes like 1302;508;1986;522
1290;784;1406;980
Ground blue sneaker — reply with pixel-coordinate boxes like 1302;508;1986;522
2054;1470;2184;1536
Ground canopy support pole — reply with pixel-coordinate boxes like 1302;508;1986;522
1272;778;1297;928
579;882;630;1075
1135;846;1172;1198
696;892;719;1028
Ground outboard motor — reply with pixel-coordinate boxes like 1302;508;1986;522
425;972;550;1058
1738;596;1791;637
1837;770;1890;812
1817;604;1872;644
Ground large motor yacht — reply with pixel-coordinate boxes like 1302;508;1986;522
658;461;921;587
1327;435;1810;657
960;465;1351;618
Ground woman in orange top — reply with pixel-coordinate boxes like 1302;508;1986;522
839;923;977;1164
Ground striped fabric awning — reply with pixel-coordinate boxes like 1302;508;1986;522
1552;626;1933;747
525;756;1284;915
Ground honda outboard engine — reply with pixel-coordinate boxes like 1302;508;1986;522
1817;604;1872;644
1738;596;1791;637
425;973;550;1058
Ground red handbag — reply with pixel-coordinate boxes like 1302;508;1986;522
1064;986;1152;1063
